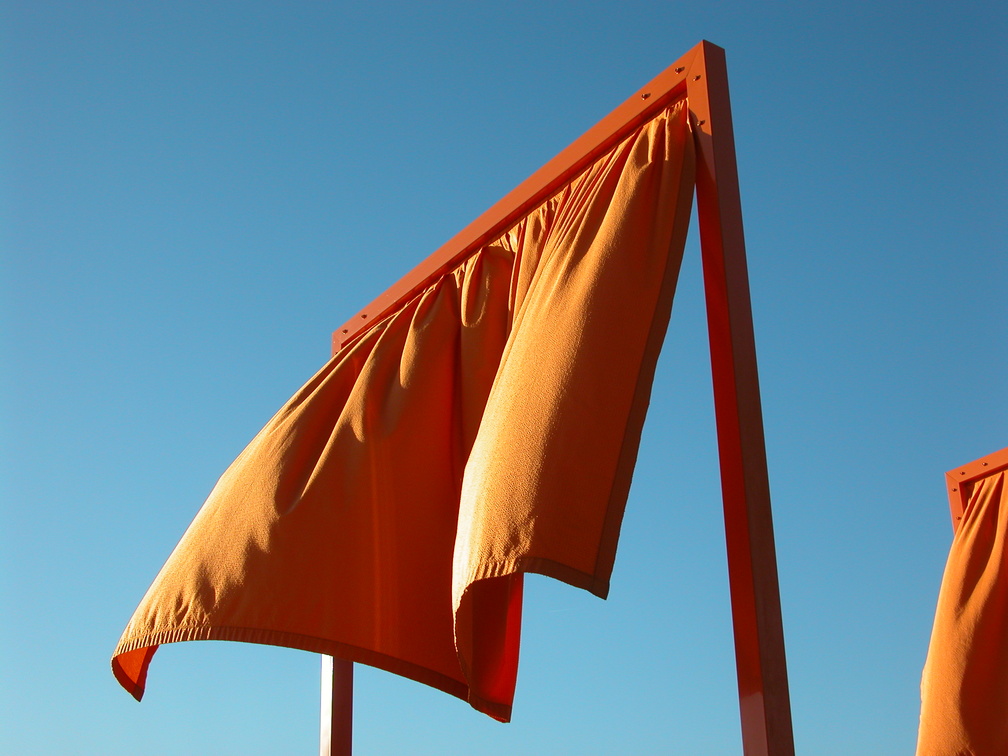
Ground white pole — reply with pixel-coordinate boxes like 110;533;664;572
320;655;353;756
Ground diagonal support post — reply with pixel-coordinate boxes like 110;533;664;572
687;42;795;755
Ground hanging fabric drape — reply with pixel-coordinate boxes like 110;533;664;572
917;469;1008;753
112;100;695;721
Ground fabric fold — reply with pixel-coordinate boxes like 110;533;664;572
113;101;696;721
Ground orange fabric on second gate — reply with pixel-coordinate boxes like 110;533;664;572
917;469;1008;754
113;101;695;721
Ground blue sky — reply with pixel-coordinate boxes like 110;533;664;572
2;2;1005;753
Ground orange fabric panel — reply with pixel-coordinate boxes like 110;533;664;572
917;470;1008;754
112;101;695;721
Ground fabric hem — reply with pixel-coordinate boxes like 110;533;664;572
465;555;609;600
112;625;468;705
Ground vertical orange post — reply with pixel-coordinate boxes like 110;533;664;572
320;656;353;756
322;317;355;755
321;329;354;755
688;42;795;756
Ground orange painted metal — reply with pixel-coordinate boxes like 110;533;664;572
687;42;794;756
327;41;794;754
945;447;1008;534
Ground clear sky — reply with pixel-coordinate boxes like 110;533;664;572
2;2;1005;754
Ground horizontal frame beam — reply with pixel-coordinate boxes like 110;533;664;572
333;44;701;351
946;447;1008;533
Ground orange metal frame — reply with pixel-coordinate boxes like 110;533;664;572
945;447;1008;534
325;41;794;756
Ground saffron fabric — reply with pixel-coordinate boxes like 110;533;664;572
917;469;1008;754
113;101;696;721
